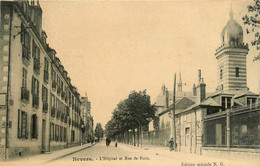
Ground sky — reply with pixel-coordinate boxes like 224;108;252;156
40;0;260;128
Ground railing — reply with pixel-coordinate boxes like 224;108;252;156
52;81;56;89
32;95;39;108
57;88;61;95
44;70;49;83
43;102;48;113
51;107;55;117
33;58;40;74
21;87;30;102
61;91;65;99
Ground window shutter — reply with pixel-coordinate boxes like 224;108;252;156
31;77;34;95
36;116;38;139
37;80;39;96
30;115;33;139
25;112;28;139
18;109;21;138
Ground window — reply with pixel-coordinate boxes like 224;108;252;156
31;77;39;96
18;109;28;139
44;58;49;72
221;97;232;110
235;67;239;77
50;123;54;141
247;98;256;107
71;130;75;142
42;85;48;102
44;58;49;82
220;69;223;80
32;77;39;107
55;125;59;141
31;114;38;139
64;128;67;142
60;126;63;142
22;68;27;88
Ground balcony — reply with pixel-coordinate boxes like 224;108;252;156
51;107;55;117
21;87;30;102
33;58;40;74
52;81;56;89
32;95;39;108
61;113;64;122
61;91;65;100
22;45;31;66
56;111;61;119
44;70;49;83
65;115;68;123
43;102;48;113
57;88;61;95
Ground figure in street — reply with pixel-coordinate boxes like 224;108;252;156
169;138;174;151
115;140;118;147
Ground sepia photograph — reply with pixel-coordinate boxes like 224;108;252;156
0;0;259;165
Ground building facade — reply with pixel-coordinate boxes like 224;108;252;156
0;0;85;160
81;93;94;144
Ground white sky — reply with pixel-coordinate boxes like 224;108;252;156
40;0;260;127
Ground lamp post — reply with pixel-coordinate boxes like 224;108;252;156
172;73;177;151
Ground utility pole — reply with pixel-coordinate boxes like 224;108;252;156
172;73;177;151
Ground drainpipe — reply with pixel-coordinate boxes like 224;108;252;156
5;5;13;160
226;109;231;148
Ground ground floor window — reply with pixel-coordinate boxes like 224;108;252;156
31;114;38;139
55;124;59;142
18;109;28;139
50;123;54;141
71;130;75;142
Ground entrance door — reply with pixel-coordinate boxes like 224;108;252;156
185;127;190;147
42;119;46;152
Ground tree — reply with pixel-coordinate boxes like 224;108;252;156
105;90;156;146
242;0;260;61
94;123;104;141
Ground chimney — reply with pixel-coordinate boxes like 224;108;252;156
198;69;201;84
164;88;169;109
196;70;206;104
192;84;197;96
32;5;42;37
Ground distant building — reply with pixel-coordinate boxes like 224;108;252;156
0;0;85;160
81;92;94;144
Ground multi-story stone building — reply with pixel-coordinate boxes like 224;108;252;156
81;92;94;144
0;0;84;160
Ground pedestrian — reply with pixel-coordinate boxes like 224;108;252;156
106;138;109;147
115;140;118;147
108;138;111;146
169;138;174;151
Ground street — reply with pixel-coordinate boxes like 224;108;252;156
3;141;258;166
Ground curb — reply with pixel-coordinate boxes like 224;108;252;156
45;143;96;163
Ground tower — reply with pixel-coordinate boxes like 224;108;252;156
215;9;249;91
177;72;182;92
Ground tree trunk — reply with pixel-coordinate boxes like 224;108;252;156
140;126;143;148
133;129;136;146
137;127;140;147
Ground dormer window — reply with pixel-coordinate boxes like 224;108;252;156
247;98;256;108
221;97;232;110
235;67;239;77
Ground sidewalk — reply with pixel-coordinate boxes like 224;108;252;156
12;143;95;164
118;142;260;166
